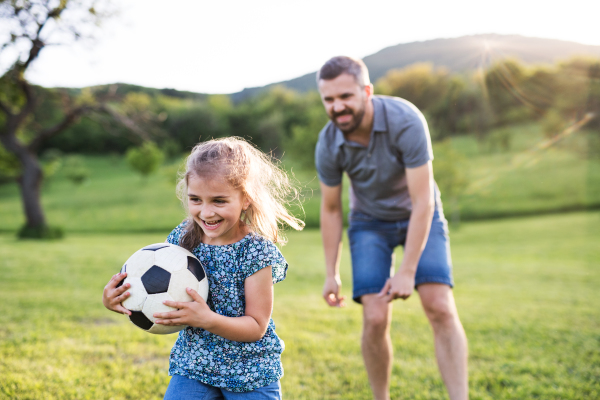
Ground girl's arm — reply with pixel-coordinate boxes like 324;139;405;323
154;266;273;342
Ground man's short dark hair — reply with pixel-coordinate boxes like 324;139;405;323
317;56;370;87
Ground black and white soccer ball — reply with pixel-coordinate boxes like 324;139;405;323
117;243;209;334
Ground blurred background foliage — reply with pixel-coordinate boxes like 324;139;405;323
1;55;600;229
4;55;596;162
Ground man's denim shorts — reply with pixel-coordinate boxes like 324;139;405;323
347;208;454;303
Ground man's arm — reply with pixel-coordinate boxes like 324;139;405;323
379;161;435;301
320;181;346;307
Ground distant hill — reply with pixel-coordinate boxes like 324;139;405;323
63;83;209;101
231;34;600;102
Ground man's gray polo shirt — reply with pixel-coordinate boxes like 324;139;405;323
315;95;440;221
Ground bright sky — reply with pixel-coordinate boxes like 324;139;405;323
18;0;600;94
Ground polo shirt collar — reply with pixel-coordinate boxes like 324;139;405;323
334;96;388;148
372;96;388;133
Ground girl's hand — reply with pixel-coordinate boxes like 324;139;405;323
154;288;214;329
102;272;132;315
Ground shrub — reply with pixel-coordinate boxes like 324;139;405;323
63;155;90;185
126;141;165;178
17;224;64;239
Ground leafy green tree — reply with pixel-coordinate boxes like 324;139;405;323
428;75;492;139
553;58;594;121
283;92;329;168
585;62;600;157
0;0;115;238
484;59;534;126
126;141;164;179
541;109;568;138
587;62;600;127
520;65;557;115
161;99;229;151
375;63;450;113
0;142;20;183
433;140;469;226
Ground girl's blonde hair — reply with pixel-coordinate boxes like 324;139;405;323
176;137;304;250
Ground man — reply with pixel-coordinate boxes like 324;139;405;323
315;56;468;400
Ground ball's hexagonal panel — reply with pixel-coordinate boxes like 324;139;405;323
141;265;171;294
141;292;174;323
167;269;197;302
129;310;153;331
187;256;206;281
142;243;170;251
197;276;209;303
170;244;195;258
121;277;147;311
142;292;185;335
123;250;155;278
154;246;189;273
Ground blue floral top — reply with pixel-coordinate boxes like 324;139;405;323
166;222;288;392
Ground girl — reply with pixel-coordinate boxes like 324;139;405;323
103;137;304;399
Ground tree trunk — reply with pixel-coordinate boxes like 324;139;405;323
17;150;46;229
0;132;49;234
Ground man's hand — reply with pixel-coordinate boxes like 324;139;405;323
323;276;346;307
378;269;415;302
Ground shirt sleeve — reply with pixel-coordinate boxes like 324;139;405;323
242;236;288;284
395;111;434;169
315;127;343;187
165;220;188;246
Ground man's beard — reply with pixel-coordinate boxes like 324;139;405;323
331;105;366;134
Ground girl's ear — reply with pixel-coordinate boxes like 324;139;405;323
242;196;251;211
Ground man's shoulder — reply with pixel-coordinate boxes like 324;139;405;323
375;95;424;124
375;95;428;139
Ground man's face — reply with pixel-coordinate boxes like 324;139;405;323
318;73;370;134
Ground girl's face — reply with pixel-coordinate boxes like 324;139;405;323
187;173;251;246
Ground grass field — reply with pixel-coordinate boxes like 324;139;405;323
1;212;599;399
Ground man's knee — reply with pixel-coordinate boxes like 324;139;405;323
424;299;456;326
361;294;391;334
419;285;459;328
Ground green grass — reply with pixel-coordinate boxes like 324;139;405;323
449;125;600;219
1;212;599;399
0;156;187;233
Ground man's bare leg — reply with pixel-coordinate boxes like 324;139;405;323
361;294;394;400
418;283;469;400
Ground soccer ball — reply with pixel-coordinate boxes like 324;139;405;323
117;243;209;334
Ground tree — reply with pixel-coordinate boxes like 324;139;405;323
484;59;534;126
126;141;164;179
433;140;469;227
0;0;115;238
375;63;450;113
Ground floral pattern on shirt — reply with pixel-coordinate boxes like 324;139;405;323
166;222;288;392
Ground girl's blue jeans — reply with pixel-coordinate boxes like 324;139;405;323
164;375;282;400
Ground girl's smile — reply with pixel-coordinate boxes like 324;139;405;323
187;174;250;245
201;218;223;230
